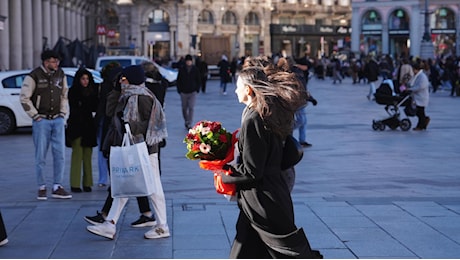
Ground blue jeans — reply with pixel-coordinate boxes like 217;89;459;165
32;117;65;187
294;107;308;143
220;80;227;92
97;119;109;185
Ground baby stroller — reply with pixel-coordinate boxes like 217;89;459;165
372;81;413;131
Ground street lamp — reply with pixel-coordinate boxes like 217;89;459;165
420;0;434;59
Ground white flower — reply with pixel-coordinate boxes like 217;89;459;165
201;126;211;135
199;143;211;154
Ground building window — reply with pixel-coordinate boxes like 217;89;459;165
389;9;409;30
222;11;237;25
293;16;305;25
431;7;455;29
198;10;214;24
279;15;290;24
245;12;259;25
148;10;169;24
362;9;382;30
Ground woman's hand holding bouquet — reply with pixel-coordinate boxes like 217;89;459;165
184;120;238;196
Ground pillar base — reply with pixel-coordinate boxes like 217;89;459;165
420;41;434;60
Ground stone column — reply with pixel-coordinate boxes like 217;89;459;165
42;0;51;50
410;4;421;57
237;20;245;58
50;0;58;46
65;3;72;40
9;0;22;70
75;8;81;40
58;2;65;39
381;22;389;55
0;0;9;70
351;6;361;55
71;5;77;40
32;0;43;67
22;0;33;69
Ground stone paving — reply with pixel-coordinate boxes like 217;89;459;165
0;76;459;259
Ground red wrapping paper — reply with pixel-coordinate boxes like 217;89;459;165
199;130;238;195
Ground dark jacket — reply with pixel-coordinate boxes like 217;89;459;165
365;59;380;82
20;66;68;120
177;65;201;94
145;70;167;107
66;68;98;147
222;107;315;258
105;88;158;154
196;58;209;79
217;59;230;83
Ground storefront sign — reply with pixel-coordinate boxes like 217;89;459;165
389;30;410;35
319;26;334;33
431;29;456;34
362;30;381;35
107;29;116;38
282;25;297;33
337;26;351;34
96;25;107;35
270;24;350;36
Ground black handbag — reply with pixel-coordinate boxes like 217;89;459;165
101;115;124;158
281;135;304;170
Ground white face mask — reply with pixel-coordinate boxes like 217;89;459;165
121;83;130;90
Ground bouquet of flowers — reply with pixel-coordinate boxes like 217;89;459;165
184;120;233;161
184;120;238;196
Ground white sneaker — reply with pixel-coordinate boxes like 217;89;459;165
86;221;116;240
0;238;8;246
144;225;170;239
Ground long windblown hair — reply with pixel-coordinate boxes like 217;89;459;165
239;56;307;138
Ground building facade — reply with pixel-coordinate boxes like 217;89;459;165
351;0;460;59
3;0;457;71
0;0;355;70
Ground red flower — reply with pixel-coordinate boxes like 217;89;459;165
218;134;227;143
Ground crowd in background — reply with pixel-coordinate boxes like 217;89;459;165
305;52;460;97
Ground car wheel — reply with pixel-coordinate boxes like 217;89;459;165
0;108;16;135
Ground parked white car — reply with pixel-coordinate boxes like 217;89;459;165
95;55;178;85
0;68;102;135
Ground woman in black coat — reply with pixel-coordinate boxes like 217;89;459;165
221;59;322;258
66;68;98;192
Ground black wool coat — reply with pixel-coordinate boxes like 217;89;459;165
222;107;316;258
67;83;98;147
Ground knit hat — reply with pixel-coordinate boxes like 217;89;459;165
185;54;193;61
122;65;145;85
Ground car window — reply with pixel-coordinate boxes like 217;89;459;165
67;76;74;87
100;59;132;69
1;72;76;89
2;74;27;89
135;58;148;65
